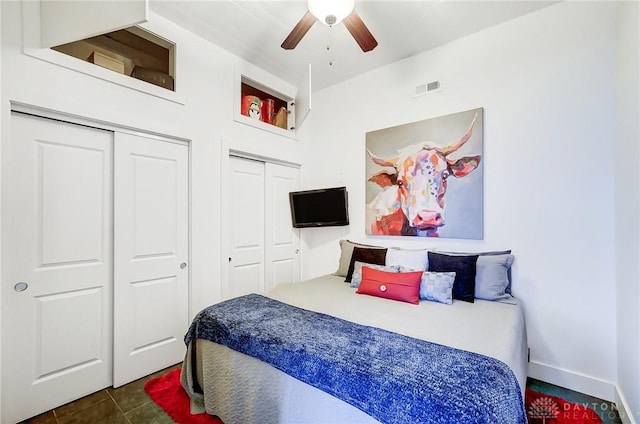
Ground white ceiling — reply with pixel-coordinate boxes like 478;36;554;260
149;0;557;92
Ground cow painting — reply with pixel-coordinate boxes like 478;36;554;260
366;111;482;238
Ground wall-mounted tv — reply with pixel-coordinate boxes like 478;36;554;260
289;186;349;228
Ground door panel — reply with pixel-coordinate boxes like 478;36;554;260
2;113;113;424
132;154;178;257
265;163;300;291
39;141;106;265
227;157;265;299
38;287;105;375
113;133;189;387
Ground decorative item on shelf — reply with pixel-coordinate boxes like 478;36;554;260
87;51;125;74
274;107;288;129
131;66;174;90
261;98;276;124
241;95;262;120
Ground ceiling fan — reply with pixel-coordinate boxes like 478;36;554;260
281;0;378;52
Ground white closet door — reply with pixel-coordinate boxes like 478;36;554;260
2;113;113;424
113;133;189;387
227;157;266;299
265;163;300;292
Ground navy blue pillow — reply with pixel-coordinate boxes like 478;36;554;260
427;252;479;303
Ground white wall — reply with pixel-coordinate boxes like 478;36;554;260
298;1;619;401
615;1;640;422
0;2;4;420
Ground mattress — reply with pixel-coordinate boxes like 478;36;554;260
181;274;528;423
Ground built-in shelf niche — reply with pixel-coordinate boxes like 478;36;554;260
240;80;291;131
51;27;176;92
234;63;311;139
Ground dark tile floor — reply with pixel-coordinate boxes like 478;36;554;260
20;363;182;424
20;369;622;424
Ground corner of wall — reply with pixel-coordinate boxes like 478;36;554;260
615;386;637;424
615;1;640;423
0;0;5;419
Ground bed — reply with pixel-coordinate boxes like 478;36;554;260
181;245;528;424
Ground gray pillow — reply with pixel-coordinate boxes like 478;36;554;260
334;239;384;277
440;250;515;297
350;262;400;288
420;271;456;304
474;254;515;301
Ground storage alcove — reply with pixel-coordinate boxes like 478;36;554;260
22;0;183;103
234;63;312;139
51;27;175;91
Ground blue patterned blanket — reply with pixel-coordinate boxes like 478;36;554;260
184;294;526;424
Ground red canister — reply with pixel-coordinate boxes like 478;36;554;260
261;98;275;124
241;95;262;120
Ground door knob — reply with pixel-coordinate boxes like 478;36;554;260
180;262;187;269
14;282;28;292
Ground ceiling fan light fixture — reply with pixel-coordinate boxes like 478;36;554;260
308;0;355;26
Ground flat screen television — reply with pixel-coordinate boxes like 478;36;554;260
289;186;349;228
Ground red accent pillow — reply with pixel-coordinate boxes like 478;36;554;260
356;267;422;304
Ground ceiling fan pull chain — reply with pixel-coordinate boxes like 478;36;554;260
327;26;333;66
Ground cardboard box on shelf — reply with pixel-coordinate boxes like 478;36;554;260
87;51;125;74
131;66;174;90
274;107;288;129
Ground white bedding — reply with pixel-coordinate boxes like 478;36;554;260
181;274;528;424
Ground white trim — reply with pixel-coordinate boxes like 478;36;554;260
229;149;301;169
219;140;231;302
10;101;189;145
528;361;616;402
615;385;638;424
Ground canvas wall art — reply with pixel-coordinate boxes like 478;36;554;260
365;108;484;239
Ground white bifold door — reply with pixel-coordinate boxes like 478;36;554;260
1;113;189;423
226;156;300;299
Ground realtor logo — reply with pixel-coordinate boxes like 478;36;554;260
528;396;560;422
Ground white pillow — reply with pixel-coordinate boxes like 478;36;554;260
385;248;430;271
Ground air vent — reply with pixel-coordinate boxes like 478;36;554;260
413;80;441;98
414;83;428;97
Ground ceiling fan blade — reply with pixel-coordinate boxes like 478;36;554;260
343;11;378;52
281;11;316;50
